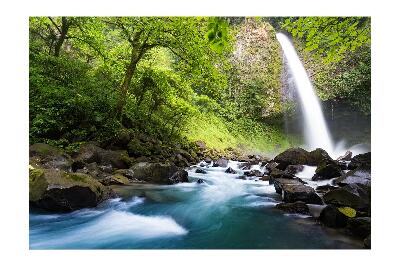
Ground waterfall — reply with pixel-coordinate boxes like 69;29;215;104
276;33;334;154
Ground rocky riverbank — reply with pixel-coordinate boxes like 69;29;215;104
29;142;371;248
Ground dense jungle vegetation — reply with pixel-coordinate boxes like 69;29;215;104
29;17;371;156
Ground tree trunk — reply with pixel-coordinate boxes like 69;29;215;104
54;17;69;57
115;48;142;118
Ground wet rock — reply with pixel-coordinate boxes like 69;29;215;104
236;175;247;180
29;143;72;171
169;170;189;184
195;168;207;174
347;152;371;170
319;205;349;228
315;184;339;194
212;158;229;167
309;148;333;165
274;148;311;169
264;161;279;172
273;178;323;204
199;162;208;167
333;169;371;187
275;201;310;215
29;167;115;212
260;175;270;181
129;162;187;184
238;162;252;170
225;167;237;174
243;169;263;177
114;168;135;180
337;151;352;161
285;165;304;175
323;183;370;211
204;157;212;164
312;160;343;180
197;179;205;184
99;174;130;186
346;217;371;239
336;160;348;170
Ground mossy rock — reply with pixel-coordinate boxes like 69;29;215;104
29;167;115;212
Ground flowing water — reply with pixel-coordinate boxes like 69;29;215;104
30;161;362;249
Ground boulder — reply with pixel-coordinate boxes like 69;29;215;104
337;151;352;161
129;162;188;184
273;178;323;204
169;170;189;184
236;175;247;180
315;184;339;194
243;169;263;177
319;205;349;228
75;143;131;169
197;179;205;184
212;158;229;167
308;148;333;165
29;143;72;171
333;169;371;187
204;157;212;164
312;160;343;180
346;217;371;239
260;175;270;181
323;183;370;211
99;174;130;186
238;162;252;170
29;167;115;212
336;160;348;170
195;168;207;174
114;168;136;180
225;167;237;174
285;165;304;175
195;140;207;151
274;148;311;169
275;201;310;215
347;152;371;170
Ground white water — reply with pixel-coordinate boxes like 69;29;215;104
276;33;334;154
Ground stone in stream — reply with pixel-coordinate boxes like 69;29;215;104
272;178;323;205
225;167;237;174
347;152;371;170
99;174;130;186
238;162;252;170
333;168;371;187
29;167;115;212
243;169;263;177
212;157;229;167
323;183;370;211
129;162;189;184
195;168;207;174
312;160;343;180
337;151;352;161
274;147;333;170
285;164;304;174
196;179;205;184
319;205;349;228
275;201;310;215
315;184;339;194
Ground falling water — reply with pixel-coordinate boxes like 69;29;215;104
276;33;334;154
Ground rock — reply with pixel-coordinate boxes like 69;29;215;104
243;169;263;177
333;169;371;186
204;157;212;164
347;152;371;170
225;167;237;174
275;201;310;215
177;149;194;163
197;179;205;184
269;168;295;182
309;148;333;165
315;184;339;194
336;160;348;170
126;138;151;157
260;175;270;181
312;160;343;180
112;129;132;148
75;143;130;169
238;162;252;170
29;167;115;212
364;235;371;249
99;174;130;186
323;183;370;211
129;162;188;184
195;168;207;174
169;170;189;184
195;140;207;151
319;205;349;228
273;178;323;204
199;162;208;167
114;168;136;180
346;217;371;239
99;164;113;174
174;153;190;168
285;165;304;174
264;161;278;172
236;175;247;180
29;143;72;171
213;157;229;167
337;151;352;161
274;148;311;169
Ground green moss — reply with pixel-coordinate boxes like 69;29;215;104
29;168;47;202
64;172;88;182
29;168;44;182
338;207;357;218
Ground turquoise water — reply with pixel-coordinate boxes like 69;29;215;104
29;161;362;249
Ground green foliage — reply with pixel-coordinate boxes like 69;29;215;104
283;17;371;64
338;207;357;218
